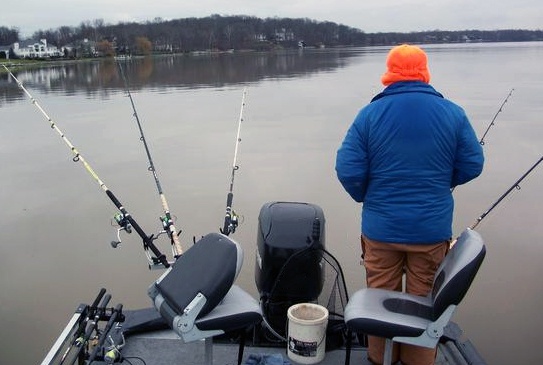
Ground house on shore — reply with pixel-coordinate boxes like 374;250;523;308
11;39;61;58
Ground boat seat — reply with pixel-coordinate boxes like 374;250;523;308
344;229;486;365
148;232;262;365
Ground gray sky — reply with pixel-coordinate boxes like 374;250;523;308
3;0;542;38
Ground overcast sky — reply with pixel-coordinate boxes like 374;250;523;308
3;0;542;38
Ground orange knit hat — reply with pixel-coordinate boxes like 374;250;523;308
381;44;431;86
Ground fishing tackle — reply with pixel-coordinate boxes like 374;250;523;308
116;61;183;257
479;88;514;145
3;65;170;269
220;87;247;236
468;155;542;230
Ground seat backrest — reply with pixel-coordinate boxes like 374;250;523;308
153;232;243;318
431;229;486;319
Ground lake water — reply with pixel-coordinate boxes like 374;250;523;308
1;42;542;364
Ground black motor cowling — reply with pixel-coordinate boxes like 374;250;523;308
255;201;325;336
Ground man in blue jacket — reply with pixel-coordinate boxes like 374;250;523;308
335;44;484;365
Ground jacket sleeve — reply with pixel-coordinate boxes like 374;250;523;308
335;116;369;202
452;115;485;187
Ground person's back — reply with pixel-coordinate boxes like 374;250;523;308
336;46;484;244
352;80;482;243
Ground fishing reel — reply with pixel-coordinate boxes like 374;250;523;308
229;211;240;234
102;330;125;364
110;213;132;248
220;209;240;235
111;213;166;244
159;214;182;243
110;212;174;269
160;214;174;232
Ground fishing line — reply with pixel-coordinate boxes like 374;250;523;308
116;61;183;257
220;87;247;236
479;88;514;145
3;64;170;269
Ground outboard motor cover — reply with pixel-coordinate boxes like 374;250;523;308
255;201;325;335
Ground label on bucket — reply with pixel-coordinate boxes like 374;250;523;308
288;336;318;357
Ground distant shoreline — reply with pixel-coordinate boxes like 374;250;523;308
2;40;542;75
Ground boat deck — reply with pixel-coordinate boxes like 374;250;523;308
42;303;487;365
90;327;486;365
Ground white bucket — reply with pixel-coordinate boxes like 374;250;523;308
287;303;328;364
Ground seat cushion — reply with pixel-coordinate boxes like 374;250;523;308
344;288;433;338
154;232;242;318
196;285;263;332
431;229;486;317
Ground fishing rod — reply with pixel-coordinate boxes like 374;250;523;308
87;303;124;364
468;155;542;231
116;61;183;258
220;87;247;236
53;288;106;365
60;292;111;365
451;88;515;193
450;155;542;248
3;65;170;269
479;88;514;145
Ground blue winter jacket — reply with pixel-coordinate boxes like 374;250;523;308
335;81;484;243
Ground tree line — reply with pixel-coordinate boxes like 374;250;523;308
1;15;542;54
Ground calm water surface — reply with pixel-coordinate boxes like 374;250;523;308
1;43;542;364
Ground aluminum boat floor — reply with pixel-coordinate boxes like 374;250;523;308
89;329;484;365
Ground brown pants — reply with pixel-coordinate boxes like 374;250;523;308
361;235;449;365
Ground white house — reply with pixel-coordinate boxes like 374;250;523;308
12;39;61;58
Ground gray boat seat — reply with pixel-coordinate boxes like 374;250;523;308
148;232;262;365
344;229;486;365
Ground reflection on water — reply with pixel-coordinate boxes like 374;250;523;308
1;42;542;365
1;48;361;103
